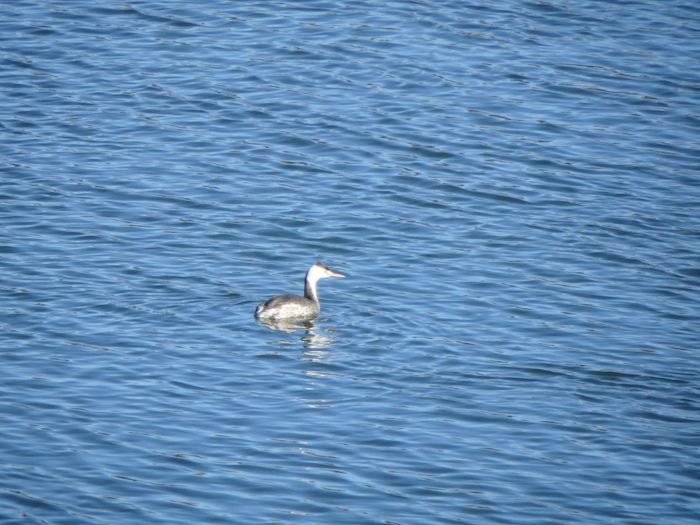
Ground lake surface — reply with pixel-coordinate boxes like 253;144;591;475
1;1;699;523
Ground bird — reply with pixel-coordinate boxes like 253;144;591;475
255;261;345;323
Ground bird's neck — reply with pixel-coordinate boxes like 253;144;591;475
304;275;320;304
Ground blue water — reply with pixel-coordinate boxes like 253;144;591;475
2;1;699;523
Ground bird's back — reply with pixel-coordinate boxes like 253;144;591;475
255;294;319;321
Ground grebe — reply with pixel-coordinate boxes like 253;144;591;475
255;261;345;322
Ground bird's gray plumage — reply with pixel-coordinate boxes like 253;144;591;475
255;262;344;322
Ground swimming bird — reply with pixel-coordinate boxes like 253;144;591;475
255;261;345;322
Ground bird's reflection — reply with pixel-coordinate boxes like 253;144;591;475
257;319;339;408
257;318;335;350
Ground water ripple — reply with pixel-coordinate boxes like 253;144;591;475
1;1;699;524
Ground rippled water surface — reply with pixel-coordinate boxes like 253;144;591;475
2;1;699;523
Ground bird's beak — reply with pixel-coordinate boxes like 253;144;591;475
328;268;345;278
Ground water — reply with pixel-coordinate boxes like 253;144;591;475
1;1;699;523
